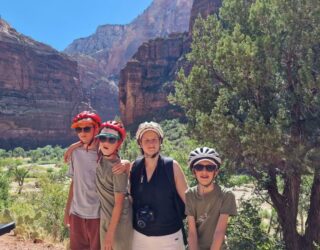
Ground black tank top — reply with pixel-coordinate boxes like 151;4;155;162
130;155;181;236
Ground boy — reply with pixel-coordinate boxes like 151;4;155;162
95;121;132;250
186;147;237;250
64;111;101;250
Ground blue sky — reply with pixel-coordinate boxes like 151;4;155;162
1;0;153;51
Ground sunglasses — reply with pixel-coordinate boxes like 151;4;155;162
193;164;218;172
75;126;92;134
98;136;119;144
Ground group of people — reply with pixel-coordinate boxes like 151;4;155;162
63;110;237;250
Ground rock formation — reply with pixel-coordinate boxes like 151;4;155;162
64;0;193;76
0;0;194;149
0;19;87;149
119;0;222;126
72;54;119;121
119;33;190;126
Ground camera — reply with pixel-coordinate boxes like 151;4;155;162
135;205;155;229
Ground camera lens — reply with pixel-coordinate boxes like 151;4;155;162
137;219;146;229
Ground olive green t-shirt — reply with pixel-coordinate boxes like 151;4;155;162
95;157;130;220
185;184;237;250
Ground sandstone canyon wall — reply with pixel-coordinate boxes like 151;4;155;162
63;0;193;123
119;0;222;126
0;19;86;149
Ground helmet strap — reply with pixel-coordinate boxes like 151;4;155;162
86;127;98;151
193;170;216;188
144;150;160;159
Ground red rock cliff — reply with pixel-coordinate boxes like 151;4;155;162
0;19;87;149
119;0;222;126
119;33;190;125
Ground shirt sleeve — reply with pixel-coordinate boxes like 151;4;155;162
185;190;195;216
113;173;129;194
220;191;237;216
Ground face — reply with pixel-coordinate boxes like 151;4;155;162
140;131;161;156
193;159;219;186
99;136;120;156
75;126;95;144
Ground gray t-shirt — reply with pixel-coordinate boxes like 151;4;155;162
185;184;237;250
96;157;130;220
67;147;100;219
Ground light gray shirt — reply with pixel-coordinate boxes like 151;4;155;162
67;147;100;219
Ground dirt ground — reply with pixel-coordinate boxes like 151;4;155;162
0;231;65;250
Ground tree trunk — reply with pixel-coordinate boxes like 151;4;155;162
266;169;304;250
302;170;320;249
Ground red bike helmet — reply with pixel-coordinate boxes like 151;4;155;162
99;121;126;142
71;111;101;129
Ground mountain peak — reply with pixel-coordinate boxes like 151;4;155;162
64;0;193;76
0;18;16;35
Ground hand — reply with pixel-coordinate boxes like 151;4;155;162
64;211;70;228
63;141;82;163
112;160;130;175
104;231;114;250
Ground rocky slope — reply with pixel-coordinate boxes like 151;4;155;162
0;19;87;149
119;0;222;126
64;0;193;76
72;54;119;121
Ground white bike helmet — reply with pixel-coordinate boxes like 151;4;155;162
188;147;221;170
136;121;164;142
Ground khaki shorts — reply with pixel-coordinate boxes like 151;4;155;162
100;204;133;250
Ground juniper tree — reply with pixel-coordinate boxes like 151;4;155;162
172;0;320;249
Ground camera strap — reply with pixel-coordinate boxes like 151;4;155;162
133;156;159;209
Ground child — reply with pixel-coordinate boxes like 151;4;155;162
64;111;102;250
95;121;132;250
186;147;237;250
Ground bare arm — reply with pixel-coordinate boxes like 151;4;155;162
64;180;73;227
64;141;82;163
187;215;199;250
210;214;229;250
112;160;131;175
104;192;125;250
173;160;188;203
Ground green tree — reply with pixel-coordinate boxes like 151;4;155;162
12;147;26;158
171;0;320;249
0;169;10;209
37;177;68;241
0;149;9;158
120;132;140;161
10;165;30;194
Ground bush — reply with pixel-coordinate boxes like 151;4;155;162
227;199;284;250
0;171;10;209
7;176;69;242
